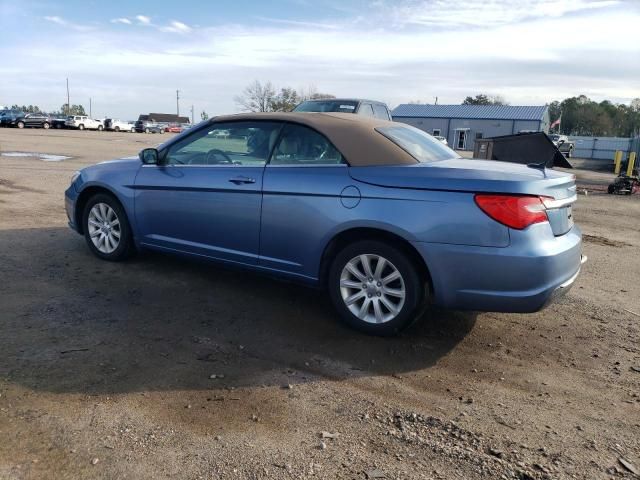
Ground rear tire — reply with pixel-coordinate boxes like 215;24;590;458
82;193;134;261
328;240;427;336
79;124;85;130
114;126;120;132
43;122;50;129
17;121;25;129
97;125;104;131
145;127;150;134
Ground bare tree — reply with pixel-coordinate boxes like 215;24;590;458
234;80;276;112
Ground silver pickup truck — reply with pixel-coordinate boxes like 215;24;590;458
549;134;575;158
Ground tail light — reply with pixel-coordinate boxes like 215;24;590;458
474;194;549;230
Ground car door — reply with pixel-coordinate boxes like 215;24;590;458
134;120;283;265
260;123;351;279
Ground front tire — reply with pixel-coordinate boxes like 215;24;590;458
17;121;25;129
78;124;85;130
97;125;104;131
43;122;50;129
328;240;427;336
114;126;120;132
82;193;134;261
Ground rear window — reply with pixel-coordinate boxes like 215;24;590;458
293;100;358;113
376;125;459;163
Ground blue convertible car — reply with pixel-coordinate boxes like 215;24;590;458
65;113;585;335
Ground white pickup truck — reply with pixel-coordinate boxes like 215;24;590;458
65;115;104;131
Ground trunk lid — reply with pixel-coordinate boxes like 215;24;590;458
349;159;577;236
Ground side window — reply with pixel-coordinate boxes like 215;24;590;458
359;103;375;117
270;124;345;166
165;121;283;166
373;104;390;120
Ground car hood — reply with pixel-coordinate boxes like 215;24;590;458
349;158;576;200
81;156;139;175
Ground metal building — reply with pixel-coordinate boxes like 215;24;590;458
391;104;550;151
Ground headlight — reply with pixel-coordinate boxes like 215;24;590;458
70;171;80;185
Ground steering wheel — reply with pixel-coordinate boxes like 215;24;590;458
311;143;329;160
204;149;233;165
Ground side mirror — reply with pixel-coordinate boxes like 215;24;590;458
140;148;159;165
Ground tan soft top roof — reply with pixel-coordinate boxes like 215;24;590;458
210;112;418;166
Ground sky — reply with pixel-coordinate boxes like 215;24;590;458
0;0;639;120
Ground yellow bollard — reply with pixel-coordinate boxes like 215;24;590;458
614;151;623;174
627;152;637;177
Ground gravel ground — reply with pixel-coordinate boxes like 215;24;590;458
0;128;639;480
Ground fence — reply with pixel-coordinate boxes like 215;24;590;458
631;135;640;157
569;136;634;160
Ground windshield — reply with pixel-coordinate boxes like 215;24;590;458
549;134;560;141
376;125;459;163
293;100;358;113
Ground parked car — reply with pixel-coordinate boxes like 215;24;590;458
135;120;165;134
293;98;392;120
17;112;53;129
433;135;448;146
0;109;26;127
51;117;69;129
549;134;575;157
65;115;104;131
165;123;184;133
104;119;135;132
65;112;584;335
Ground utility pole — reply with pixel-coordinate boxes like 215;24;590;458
89;97;92;118
190;105;194;124
434;96;438;105
176;90;180;117
66;78;70;115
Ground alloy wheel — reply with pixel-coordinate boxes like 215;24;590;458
87;203;121;254
339;254;406;324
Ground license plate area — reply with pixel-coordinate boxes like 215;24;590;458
566;205;574;229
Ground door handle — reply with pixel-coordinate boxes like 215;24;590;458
228;176;256;185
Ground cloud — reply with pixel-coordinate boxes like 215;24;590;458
135;15;151;25
11;2;639;119
44;15;67;26
376;0;622;28
44;15;93;31
160;20;192;34
111;18;132;25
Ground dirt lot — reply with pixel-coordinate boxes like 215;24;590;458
0;128;639;480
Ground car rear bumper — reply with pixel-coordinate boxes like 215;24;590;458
412;224;584;313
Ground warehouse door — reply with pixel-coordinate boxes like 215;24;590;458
456;130;467;150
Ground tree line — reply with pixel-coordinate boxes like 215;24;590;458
5;103;87;116
456;93;640;137
548;95;640;138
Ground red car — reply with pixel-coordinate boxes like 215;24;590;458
165;124;183;133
